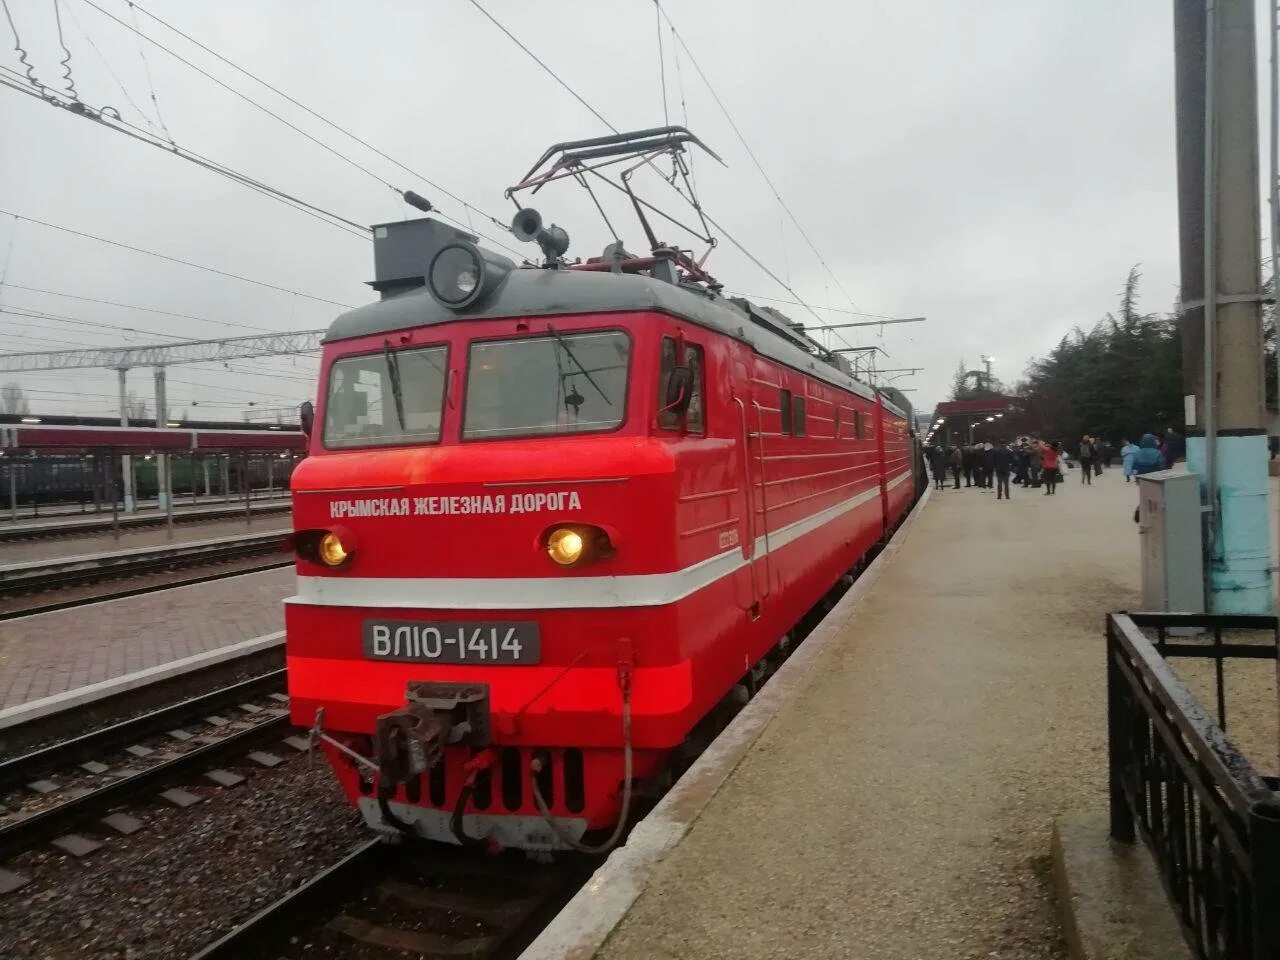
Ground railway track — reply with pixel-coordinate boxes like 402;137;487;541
0;531;292;617
0;500;291;543
0;670;297;866
193;838;584;960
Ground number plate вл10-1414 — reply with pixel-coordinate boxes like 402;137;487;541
362;620;541;664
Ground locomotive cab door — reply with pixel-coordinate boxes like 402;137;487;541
730;358;768;618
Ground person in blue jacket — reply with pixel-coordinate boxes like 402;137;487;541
1120;438;1140;482
1132;433;1165;521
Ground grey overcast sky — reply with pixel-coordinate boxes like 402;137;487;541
0;1;1253;420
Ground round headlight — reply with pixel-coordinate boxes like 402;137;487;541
426;241;516;310
546;528;585;566
429;244;482;306
317;532;349;568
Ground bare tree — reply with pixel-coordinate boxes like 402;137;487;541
1;382;29;415
125;391;149;422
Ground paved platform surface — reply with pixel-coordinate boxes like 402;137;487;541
592;469;1144;960
0;566;293;709
1;515;292;565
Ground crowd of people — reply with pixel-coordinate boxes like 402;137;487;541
925;427;1184;502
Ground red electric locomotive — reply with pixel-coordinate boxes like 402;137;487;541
286;129;917;851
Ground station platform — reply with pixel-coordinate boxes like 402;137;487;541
526;468;1150;960
0;566;293;717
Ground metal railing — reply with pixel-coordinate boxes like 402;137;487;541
1106;612;1280;960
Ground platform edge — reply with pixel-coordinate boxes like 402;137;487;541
0;630;285;731
517;486;933;960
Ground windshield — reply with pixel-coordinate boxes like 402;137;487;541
463;330;630;440
322;345;446;448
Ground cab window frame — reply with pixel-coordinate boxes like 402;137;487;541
461;326;633;443
320;340;451;451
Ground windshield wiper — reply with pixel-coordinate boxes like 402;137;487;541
546;325;612;406
383;340;406;429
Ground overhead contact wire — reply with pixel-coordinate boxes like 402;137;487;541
124;0;521;250
466;0;835;333
0;208;357;308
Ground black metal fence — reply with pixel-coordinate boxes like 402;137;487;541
1106;612;1280;960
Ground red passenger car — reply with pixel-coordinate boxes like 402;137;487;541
286;130;917;851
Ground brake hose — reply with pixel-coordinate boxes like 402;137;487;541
530;680;633;855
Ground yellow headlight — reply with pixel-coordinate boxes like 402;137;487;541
547;528;585;566
317;532;349;567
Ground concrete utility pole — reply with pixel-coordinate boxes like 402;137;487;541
116;366;135;513
1173;0;1272;613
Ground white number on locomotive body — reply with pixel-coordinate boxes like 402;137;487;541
500;628;523;659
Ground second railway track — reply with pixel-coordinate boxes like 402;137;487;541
0;530;293;618
0;669;295;864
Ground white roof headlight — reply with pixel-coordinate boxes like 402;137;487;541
426;241;514;310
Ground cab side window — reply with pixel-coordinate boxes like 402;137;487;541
658;337;679;430
657;336;706;433
792;395;806;437
685;343;705;434
779;389;793;436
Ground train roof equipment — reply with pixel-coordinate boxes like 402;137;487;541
329;126;905;420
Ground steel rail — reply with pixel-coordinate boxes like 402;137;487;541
0;533;289;597
0;669;286;792
0;559;292;621
190;839;387;960
0;502;290;542
0;713;292;861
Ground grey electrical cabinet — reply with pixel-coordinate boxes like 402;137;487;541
1137;470;1204;613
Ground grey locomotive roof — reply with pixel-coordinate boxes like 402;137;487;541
326;266;905;416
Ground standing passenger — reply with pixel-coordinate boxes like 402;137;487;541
1041;441;1061;495
981;442;996;491
1078;436;1094;485
1028;441;1044;488
994;440;1015;500
961;444;975;488
1092;438;1104;476
929;445;948;491
949;445;962;489
1120;438;1139;482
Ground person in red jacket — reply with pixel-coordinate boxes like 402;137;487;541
1040;440;1061;495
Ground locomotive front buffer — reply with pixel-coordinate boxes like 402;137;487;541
373;681;491;789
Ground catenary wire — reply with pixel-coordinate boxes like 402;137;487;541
3;283;285;334
124;0;524;254
52;0;78;99
465;0;838;335
2;0;45;91
122;0;172;140
653;1;869;356
82;0;522;258
0;72;372;238
0;209;357;308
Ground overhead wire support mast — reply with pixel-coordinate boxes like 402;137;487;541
0;330;325;372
